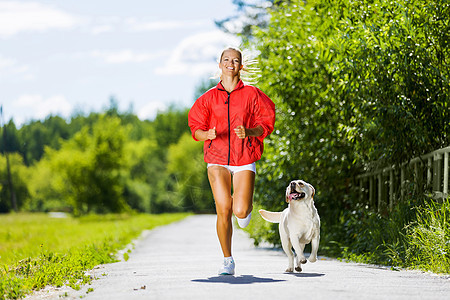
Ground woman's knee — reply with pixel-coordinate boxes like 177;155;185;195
215;201;233;218
233;203;252;219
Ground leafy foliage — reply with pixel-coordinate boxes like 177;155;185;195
235;0;450;274
45;116;129;215
334;0;450;166
0;153;29;213
252;0;358;227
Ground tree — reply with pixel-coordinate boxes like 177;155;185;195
17;116;71;165
0;153;29;212
252;0;357;219
334;0;450;167
229;0;449;246
151;106;190;151
49;115;129;215
215;0;282;41
122;138;163;212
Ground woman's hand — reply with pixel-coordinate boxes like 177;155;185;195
234;125;247;139
195;127;217;141
206;127;217;140
234;125;264;139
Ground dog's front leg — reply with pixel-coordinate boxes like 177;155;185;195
309;234;320;263
281;237;295;272
291;236;307;272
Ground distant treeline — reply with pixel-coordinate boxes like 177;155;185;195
0;89;216;214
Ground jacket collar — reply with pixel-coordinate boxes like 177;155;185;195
217;79;244;93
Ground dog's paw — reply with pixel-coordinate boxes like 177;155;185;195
285;267;294;273
309;256;317;263
295;266;302;272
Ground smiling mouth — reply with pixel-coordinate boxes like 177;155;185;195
289;192;306;201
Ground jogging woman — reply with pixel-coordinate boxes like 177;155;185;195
188;47;275;275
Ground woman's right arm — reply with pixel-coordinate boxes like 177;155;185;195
194;127;216;141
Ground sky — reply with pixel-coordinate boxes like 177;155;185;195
0;0;242;126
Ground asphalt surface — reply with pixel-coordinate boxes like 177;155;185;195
28;214;450;300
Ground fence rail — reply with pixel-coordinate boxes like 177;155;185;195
356;146;450;212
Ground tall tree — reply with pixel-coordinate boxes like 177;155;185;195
49;115;129;215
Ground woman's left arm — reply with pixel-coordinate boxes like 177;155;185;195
253;89;276;140
234;125;263;139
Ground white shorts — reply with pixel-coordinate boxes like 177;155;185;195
207;162;256;175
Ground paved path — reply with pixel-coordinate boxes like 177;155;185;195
30;215;450;299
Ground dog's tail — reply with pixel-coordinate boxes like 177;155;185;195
259;209;282;223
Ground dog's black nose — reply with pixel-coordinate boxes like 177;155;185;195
290;181;296;190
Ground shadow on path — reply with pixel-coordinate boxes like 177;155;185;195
192;275;285;285
284;272;325;278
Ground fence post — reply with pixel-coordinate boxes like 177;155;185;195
401;167;405;199
433;153;443;193
359;177;363;203
414;162;421;194
369;176;375;208
444;152;449;196
378;173;383;212
389;169;394;210
427;157;432;187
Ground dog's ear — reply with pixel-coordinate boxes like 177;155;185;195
309;184;315;198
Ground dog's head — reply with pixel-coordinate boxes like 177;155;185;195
285;180;315;203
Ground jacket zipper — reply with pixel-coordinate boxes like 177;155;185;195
227;92;231;165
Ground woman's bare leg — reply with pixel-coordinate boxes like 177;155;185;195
232;170;255;219
208;166;233;257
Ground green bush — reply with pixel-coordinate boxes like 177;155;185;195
244;0;449;274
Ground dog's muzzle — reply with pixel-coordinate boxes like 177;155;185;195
289;192;306;201
288;181;306;201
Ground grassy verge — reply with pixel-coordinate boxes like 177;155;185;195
0;212;190;299
323;197;450;274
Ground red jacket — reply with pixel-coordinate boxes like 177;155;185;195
188;80;275;166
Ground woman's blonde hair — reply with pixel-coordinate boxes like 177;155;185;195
215;46;261;85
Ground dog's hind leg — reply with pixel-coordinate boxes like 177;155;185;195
309;234;320;263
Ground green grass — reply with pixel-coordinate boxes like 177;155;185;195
405;198;450;273
0;212;190;299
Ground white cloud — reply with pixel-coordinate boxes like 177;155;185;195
0;1;80;38
86;17;210;36
0;54;30;78
91;24;114;35
155;30;240;76
12;94;73;123
0;55;15;69
90;49;166;64
136;101;167;120
125;18;209;32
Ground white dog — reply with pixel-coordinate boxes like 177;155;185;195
259;180;320;272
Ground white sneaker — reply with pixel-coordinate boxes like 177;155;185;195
218;258;235;275
236;212;252;228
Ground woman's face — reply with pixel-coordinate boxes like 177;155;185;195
219;49;242;78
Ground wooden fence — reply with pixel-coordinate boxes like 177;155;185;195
356;146;450;212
